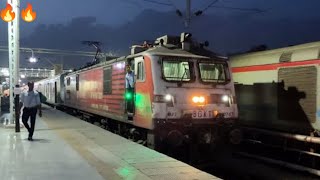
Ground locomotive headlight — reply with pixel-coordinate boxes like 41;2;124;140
154;94;173;103
165;94;172;101
222;95;229;102
192;96;205;103
192;96;199;103
199;96;205;103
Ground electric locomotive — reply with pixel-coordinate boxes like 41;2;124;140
35;33;239;152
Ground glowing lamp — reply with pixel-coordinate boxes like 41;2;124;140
125;92;133;100
192;96;206;104
222;95;229;102
213;110;219;117
164;94;172;101
199;96;205;103
192;96;199;103
29;57;38;63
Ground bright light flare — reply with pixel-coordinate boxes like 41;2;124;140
192;96;206;104
222;95;229;102
20;74;26;78
192;96;199;103
29;57;38;63
1;69;9;77
164;94;172;101
116;62;125;69
199;96;205;103
213;110;219;117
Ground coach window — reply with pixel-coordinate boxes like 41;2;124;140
46;83;49;95
136;61;145;81
67;77;71;86
279;52;292;62
103;67;112;95
76;74;79;91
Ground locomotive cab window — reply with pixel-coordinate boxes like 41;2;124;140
198;61;229;83
103;67;112;95
162;59;192;82
136;62;145;81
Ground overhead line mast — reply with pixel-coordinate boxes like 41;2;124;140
185;0;191;28
7;0;20;127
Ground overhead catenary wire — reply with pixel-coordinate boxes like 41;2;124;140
194;0;265;16
0;46;117;57
168;0;179;10
209;5;265;13
201;0;220;12
139;0;171;6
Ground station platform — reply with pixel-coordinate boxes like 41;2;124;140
0;106;219;180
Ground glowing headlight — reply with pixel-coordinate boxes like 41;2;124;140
192;96;205;103
222;95;229;102
192;96;199;103
154;94;174;103
199;96;205;103
165;94;172;101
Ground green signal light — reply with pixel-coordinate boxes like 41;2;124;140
125;92;133;100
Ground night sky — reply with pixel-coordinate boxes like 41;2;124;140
0;0;320;68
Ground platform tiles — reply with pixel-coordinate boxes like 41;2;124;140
0;107;220;180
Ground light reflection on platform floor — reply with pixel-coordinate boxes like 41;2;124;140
0;111;105;180
0;106;219;180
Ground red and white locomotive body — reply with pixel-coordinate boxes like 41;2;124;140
63;60;127;123
149;50;237;133
37;33;239;149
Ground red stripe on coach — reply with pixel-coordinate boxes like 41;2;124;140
232;59;320;73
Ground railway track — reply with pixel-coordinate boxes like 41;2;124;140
230;126;320;179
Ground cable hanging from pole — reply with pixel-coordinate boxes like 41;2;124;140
195;0;219;16
208;5;266;13
194;0;266;16
168;0;183;17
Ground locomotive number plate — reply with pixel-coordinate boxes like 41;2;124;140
224;112;233;118
192;110;213;119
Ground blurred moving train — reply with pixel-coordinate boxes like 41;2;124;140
230;42;320;135
34;33;239;151
230;42;320;172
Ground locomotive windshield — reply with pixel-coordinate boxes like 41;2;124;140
198;62;229;83
162;60;192;82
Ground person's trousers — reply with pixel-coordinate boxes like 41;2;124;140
22;107;37;138
126;88;134;113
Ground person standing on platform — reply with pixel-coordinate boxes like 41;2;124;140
20;82;42;141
